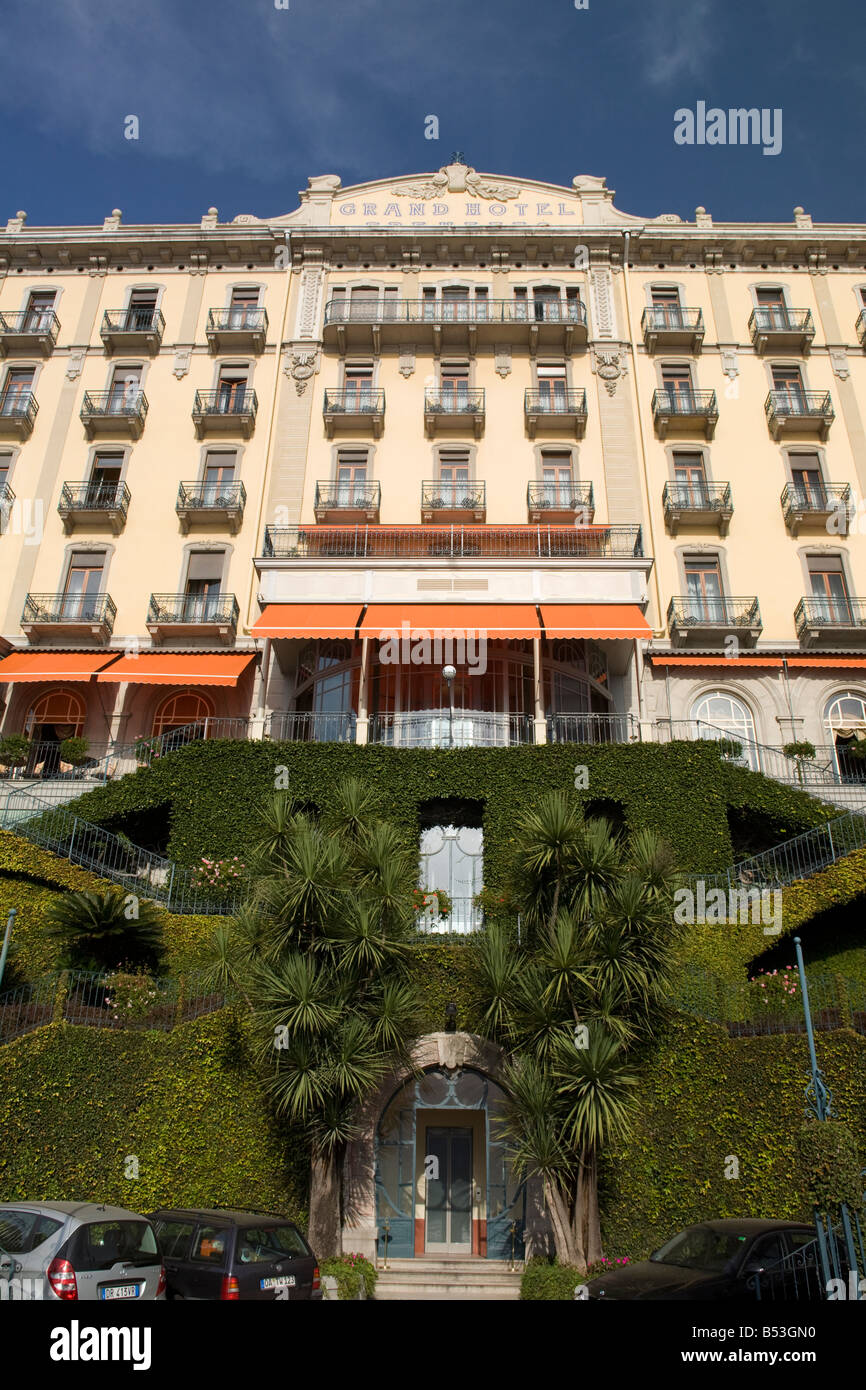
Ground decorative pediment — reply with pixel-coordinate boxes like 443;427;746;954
391;161;520;202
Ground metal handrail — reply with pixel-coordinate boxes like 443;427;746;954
147;592;239;626
795;596;866;632
193;388;258;417
421;481;486;510
323;388;385;412
527;481;594;511
765;390;833;420
0;390;38;423
207;307;268;333
324;298;587;327
749;307;814;336
667;595;761;627
261;523;644;559
663;481;732;512
81;389;148;419
424;387;485;413
524;388;587;414
101;308;165;336
21;592;117;627
781;481;850;519
0;309;60;340
176;480;247;509
58;481;131;513
642;306;704;333
314;481;381;510
369;710;533;748
546;713;639;745
652;388;718;417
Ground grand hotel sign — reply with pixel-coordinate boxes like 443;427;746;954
328;161;585;227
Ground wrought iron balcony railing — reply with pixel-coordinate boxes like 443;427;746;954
369;710;534;748
421;481;486;511
176;481;246;510
261;523;644;560
781;481;850;523
524;388;587;416
147;593;239;627
795;597;866;633
857;309;866;346
193;388;258;418
0;480;14;524
748;306;814;339
663;481;732;514
323;388;385;414
314;481;381;511
527;481;594;513
424;387;485;414
0;309;60;342
652;388;718;418
668;595;761;628
58;481;131;515
765;390;833;423
324;298;587;327
0;391;38;425
641;306;704;334
547;712;639;745
101;308;165;338
81;389;148;421
22;592;117;628
207;307;268;334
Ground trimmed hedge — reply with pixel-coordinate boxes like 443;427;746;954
521;1258;584;1300
0;1012;308;1221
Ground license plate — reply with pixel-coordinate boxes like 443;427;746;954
260;1275;296;1290
100;1284;140;1300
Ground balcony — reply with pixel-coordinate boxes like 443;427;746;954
857;309;866;347
662;481;733;536
206;307;268;354
192;388;257;439
261;523;644;560
100;308;165;354
21;592;116;643
667;596;762;648
369;710;534;748
641;306;704;354
146;592;239;644
314;481;381;523
323;387;385;438
781;482;851;536
748;307;814;355
424;387;485;438
527;481;594;523
421;480;486;523
765;390;834;441
80;389;148;440
0;391;38;440
58;481;130;534
0;481;15;532
546;712;639;745
0;309;60;357
322;297;588;355
176;481;246;535
652;389;718;440
524;388;588;439
795;596;866;649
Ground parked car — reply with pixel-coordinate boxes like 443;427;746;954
148;1207;321;1300
588;1219;823;1300
0;1201;165;1301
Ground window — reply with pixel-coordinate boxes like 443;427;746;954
661;364;694;409
216;366;248;411
439;362;469;407
202;450;237;503
67;1221;158;1272
88;451;123;505
650;286;683;328
108;365;142;410
152;1219;195;1260
788;452;825;508
772;365;805;410
184;552;224;619
24;290;56;332
441;286;470;322
541;450;573;506
673;451;708;506
684;558;724;619
349;285;378;322
335;448;368;505
437;448;471;507
228;286;260;329
690;691;757;767
825;692;866;783
236;1226;309;1264
62;552;105;619
152;689;215;736
533;286;561;322
756;287;787;328
24;688;85;739
1;367;34;414
343;363;375;408
536;364;568;411
808;555;851;621
0;1210;63;1254
419;823;484;932
189;1226;229;1265
0;450;12;490
125;290;158;331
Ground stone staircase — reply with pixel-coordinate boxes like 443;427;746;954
374;1256;522;1301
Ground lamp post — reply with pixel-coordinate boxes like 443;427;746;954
443;664;456;748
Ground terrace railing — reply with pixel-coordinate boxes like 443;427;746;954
369;710;533;748
261;523;644;559
0;970;227;1046
546;712;640;745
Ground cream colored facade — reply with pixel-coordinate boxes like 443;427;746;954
2;164;866;777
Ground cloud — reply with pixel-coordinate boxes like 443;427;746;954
637;0;717;88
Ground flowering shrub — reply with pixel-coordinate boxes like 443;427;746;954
320;1251;377;1300
473;886;513;920
748;965;800;1012
191;856;246;897
103;971;160;1022
412;887;452;918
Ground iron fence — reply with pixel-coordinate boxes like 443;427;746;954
266;711;357;743
672;964;866;1038
369;710;533;748
261;523;644;559
546;712;639;745
101;307;165;338
324;298;587;327
0;970;227;1046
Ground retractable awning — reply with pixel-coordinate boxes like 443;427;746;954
358;604;541;640
0;651;120;682
648;655;783;667
539;605;651;639
251;604;365;639
95;653;256;687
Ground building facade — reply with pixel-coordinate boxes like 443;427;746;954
1;162;866;777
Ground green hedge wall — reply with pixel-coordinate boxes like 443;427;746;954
64;740;835;887
0;1011;308;1222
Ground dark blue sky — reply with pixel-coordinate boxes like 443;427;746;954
1;0;862;227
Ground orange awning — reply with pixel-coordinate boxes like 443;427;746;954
786;657;866;668
251;604;365;639
540;604;650;640
0;651;119;682
359;604;540;640
96;653;256;687
649;655;783;668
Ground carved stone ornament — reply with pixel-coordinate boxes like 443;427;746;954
392;161;520;201
494;344;512;378
591;346;625;396
286;350;317;395
398;347;416;379
65;351;85;381
830;350;850;381
720;350;739;379
172;348;192;380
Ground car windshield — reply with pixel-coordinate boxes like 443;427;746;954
650;1227;748;1271
69;1220;159;1271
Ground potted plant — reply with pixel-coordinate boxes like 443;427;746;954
134;735;160;765
716;737;743;760
0;733;30;777
782;739;817;787
59;735;90;769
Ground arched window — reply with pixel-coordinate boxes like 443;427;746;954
24;688;85;739
151;689;214;736
824;691;866;731
824;691;866;783
690;691;757;768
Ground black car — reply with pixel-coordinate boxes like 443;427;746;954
588;1219;823;1301
149;1208;321;1301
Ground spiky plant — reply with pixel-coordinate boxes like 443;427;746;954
45;889;164;972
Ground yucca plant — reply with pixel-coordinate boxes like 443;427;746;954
45;888;164;972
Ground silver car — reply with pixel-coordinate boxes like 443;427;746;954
0;1201;165;1302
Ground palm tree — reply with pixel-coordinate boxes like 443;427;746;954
476;793;680;1272
45;888;164;972
204;777;421;1258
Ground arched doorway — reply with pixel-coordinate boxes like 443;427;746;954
151;689;214;746
690;689;759;770
375;1065;525;1261
824;691;866;783
23;688;85;775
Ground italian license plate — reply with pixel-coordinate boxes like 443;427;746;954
260;1275;296;1290
100;1284;140;1300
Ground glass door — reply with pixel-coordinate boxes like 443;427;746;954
1;368;34;415
673;452;709;508
24;292;56;333
425;1127;473;1254
440;365;469;411
125;292;157;332
651;287;682;328
810;568;851;624
772;365;806;414
62;554;104;620
756;287;787;330
542;455;573;507
536;367;568;413
336;453;367;507
685;561;724;622
790;458;825;509
228;288;259;330
109;366;141;412
662;366;694;412
202;454;236;505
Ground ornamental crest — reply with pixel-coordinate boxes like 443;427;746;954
392;161;520;202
